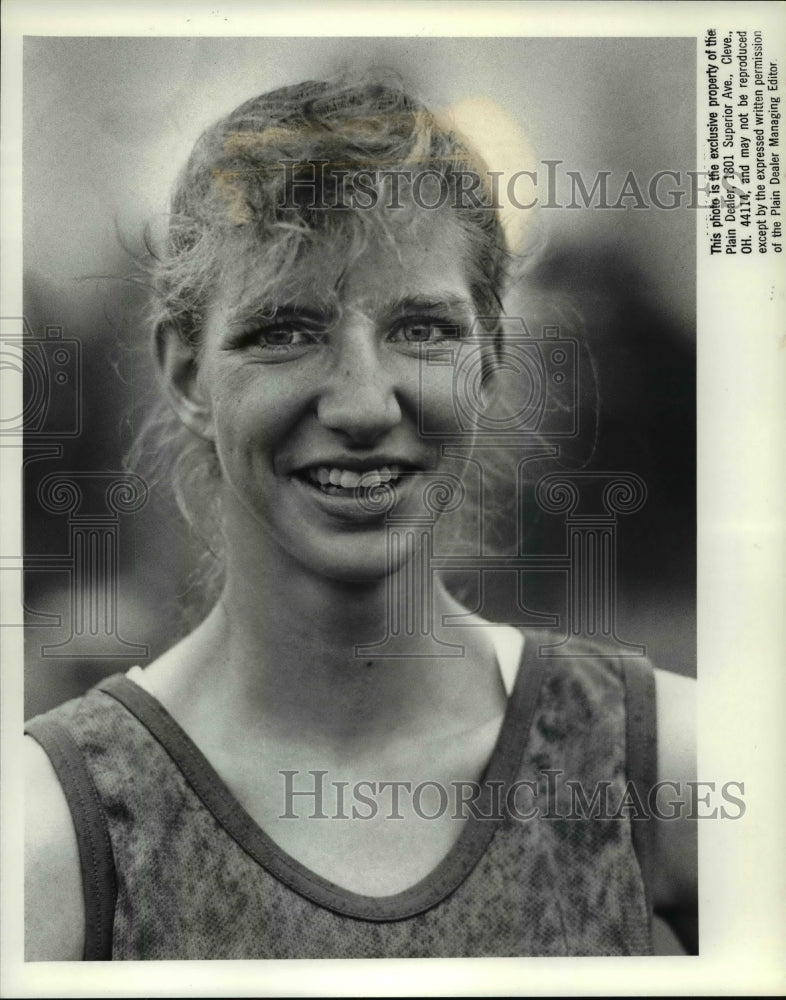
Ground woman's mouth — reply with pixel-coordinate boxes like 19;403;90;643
298;464;403;497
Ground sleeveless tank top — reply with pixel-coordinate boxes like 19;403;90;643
25;632;657;960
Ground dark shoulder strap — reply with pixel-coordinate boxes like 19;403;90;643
622;657;658;917
25;714;117;961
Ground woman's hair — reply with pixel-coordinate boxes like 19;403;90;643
154;69;509;344
133;69;516;619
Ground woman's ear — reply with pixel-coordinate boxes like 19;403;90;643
154;322;215;441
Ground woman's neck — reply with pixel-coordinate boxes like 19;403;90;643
152;539;502;759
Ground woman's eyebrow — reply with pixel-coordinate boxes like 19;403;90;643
386;296;477;321
227;299;336;327
226;294;477;329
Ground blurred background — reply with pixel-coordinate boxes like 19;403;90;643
22;37;696;716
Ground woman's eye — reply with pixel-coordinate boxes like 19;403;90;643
244;324;321;353
261;327;299;347
391;322;461;346
404;324;432;343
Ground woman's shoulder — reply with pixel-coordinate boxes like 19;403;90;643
650;667;697;940
22;651;206;963
23;673;140;962
653;666;696;783
24;734;85;960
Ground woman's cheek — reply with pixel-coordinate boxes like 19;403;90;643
415;368;463;439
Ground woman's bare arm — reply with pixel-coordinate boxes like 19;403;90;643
24;735;85;961
651;668;698;952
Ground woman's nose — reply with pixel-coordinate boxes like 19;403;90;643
316;325;403;444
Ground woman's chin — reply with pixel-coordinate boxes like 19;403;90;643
300;541;409;586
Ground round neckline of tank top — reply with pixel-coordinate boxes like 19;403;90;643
99;629;547;922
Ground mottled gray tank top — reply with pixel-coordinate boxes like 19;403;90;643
25;633;656;959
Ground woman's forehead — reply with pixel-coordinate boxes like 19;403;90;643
219;208;475;316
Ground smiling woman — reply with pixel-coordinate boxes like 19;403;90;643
24;70;696;960
172;213;484;584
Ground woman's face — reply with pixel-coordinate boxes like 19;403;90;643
192;209;485;583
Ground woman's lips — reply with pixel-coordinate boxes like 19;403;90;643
289;464;417;519
304;464;401;493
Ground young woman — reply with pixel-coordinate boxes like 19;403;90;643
25;73;696;959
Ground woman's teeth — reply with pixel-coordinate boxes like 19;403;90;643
306;465;401;492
